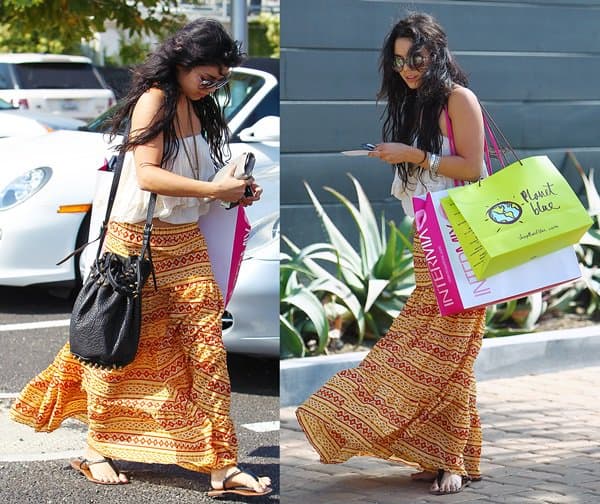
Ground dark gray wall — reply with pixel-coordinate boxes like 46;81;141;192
281;0;600;248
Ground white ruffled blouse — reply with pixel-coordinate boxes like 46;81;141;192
110;134;215;224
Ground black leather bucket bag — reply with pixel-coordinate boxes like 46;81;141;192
58;139;157;369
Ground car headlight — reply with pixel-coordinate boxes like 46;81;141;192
0;167;52;210
244;212;279;260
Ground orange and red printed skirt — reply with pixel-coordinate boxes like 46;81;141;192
296;230;486;479
10;221;237;473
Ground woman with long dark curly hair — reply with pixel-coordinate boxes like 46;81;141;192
11;18;271;497
296;13;488;496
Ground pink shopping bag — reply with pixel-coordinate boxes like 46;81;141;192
413;190;581;316
197;201;251;307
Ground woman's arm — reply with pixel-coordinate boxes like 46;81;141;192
369;87;484;182
131;88;250;203
436;87;484;181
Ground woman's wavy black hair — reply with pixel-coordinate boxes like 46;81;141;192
377;12;468;188
110;17;244;168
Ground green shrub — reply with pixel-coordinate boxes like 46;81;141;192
280;174;415;358
282;155;600;357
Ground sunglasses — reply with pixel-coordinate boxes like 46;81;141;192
198;76;230;90
392;53;427;72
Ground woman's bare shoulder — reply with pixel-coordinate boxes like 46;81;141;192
131;87;166;129
134;87;165;113
448;86;481;114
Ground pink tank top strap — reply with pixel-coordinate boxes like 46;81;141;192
443;105;495;185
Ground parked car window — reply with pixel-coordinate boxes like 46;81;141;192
83;70;272;135
0;63;13;90
221;73;265;121
13;63;105;89
233;84;279;138
0;98;13;110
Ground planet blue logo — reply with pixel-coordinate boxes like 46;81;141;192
487;201;522;224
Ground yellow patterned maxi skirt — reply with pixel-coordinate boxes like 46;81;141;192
296;230;486;479
10;221;237;472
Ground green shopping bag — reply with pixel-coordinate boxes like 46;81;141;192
441;155;592;280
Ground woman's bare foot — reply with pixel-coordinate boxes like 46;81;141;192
411;470;437;482
210;465;271;495
83;445;128;484
429;471;466;494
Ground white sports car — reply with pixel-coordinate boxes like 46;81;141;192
0;65;279;357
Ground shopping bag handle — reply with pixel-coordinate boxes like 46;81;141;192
444;105;505;170
444;102;522;182
480;103;523;168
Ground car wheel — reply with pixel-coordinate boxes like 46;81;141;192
74;212;91;287
47;212;91;300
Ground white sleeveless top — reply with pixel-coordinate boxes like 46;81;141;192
391;136;488;217
110;134;215;224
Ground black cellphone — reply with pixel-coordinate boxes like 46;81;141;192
243;153;255;198
361;143;376;151
222;153;256;209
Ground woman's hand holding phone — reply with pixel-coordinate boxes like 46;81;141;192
212;162;250;203
368;142;422;164
239;181;262;207
219;152;260;209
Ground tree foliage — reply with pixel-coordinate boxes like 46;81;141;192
258;12;279;57
248;13;280;58
0;0;185;54
104;35;153;67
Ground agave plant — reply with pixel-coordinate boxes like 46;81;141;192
484;292;545;337
280;174;415;358
281;154;600;358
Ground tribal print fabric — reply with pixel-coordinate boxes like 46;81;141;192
296;231;486;478
10;221;237;473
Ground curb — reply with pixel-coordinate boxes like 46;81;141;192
280;325;600;407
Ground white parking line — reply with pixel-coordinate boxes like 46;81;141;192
241;421;279;432
0;319;70;332
0;392;18;399
0;404;87;463
0;421;278;463
0;450;82;463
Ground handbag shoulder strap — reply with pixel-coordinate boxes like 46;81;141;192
56;123;157;266
140;191;157;290
94;129;159;263
94;136;130;260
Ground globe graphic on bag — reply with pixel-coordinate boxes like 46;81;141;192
487;201;522;224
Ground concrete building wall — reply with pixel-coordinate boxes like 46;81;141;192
280;0;600;247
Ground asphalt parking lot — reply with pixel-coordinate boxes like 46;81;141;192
0;286;279;503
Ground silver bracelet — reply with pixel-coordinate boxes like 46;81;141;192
427;152;435;171
429;153;441;177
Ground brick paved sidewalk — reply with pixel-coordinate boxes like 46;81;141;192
280;366;600;504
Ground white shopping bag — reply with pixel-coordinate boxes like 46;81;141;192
197;201;251;307
413;190;581;316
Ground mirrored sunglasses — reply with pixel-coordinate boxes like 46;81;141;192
392;53;427;72
198;76;230;90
